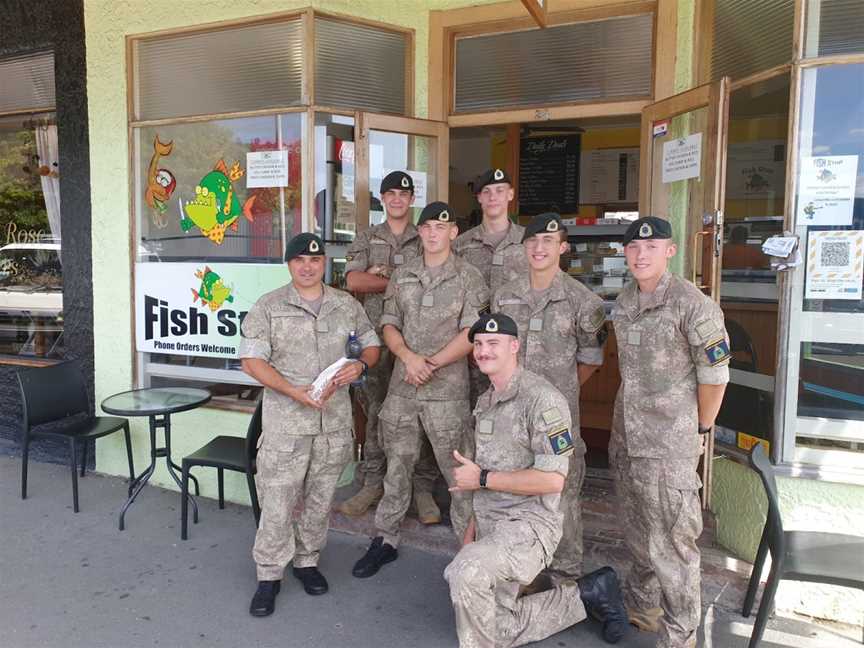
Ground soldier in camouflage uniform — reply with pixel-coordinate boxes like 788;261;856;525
609;217;730;648
492;212;607;582
453;168;529;405
240;233;381;617
352;202;488;578
445;313;628;648
338;171;442;524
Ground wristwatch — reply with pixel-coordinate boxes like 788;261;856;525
479;469;490;489
357;359;368;378
698;423;713;435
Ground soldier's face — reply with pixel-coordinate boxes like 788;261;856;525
524;233;567;271
473;334;519;377
381;189;414;220
624;239;676;282
418;221;457;254
477;183;514;219
287;255;325;288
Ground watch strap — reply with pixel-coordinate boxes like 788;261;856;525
479;469;489;489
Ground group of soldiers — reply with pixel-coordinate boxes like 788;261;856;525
239;167;731;648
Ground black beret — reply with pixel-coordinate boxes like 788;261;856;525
380;171;414;194
522;212;564;242
622;217;673;245
468;313;519;342
475;167;512;193
284;233;325;262
417;201;455;226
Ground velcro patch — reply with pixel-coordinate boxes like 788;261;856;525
705;338;731;366
542;407;563;425
695;319;719;341
345;254;355;262
477;419;493;435
586;305;606;333
547;425;574;455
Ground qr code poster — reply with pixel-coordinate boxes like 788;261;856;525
805;230;864;301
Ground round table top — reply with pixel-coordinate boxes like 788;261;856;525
101;387;211;417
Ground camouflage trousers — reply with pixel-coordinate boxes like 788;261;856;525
358;347;441;491
375;394;473;546
547;453;586;581
444;520;587;648
253;434;352;581
610;449;703;648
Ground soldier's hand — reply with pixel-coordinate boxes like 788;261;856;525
290;384;324;410
449;450;481;492
332;360;364;387
318;380;339;405
404;352;434;385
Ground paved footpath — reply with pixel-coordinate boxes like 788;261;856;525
0;455;859;648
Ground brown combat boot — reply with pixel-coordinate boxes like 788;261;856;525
413;490;441;525
336;483;383;517
628;606;663;633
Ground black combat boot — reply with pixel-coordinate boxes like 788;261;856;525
292;566;329;595
249;580;281;617
352;536;398;578
577;566;628;643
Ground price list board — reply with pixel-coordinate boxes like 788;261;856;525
518;135;580;215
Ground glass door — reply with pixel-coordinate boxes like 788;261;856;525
638;79;731;507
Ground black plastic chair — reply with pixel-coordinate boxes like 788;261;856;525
18;362;135;512
180;400;262;540
742;443;864;647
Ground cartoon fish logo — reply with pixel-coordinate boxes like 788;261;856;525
180;160;256;245
191;266;234;312
817;168;836;183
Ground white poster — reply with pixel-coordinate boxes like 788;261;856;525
579;148;639;204
662;133;703;184
382;168;428;208
726;140;786;200
246;150;289;188
796;155;858;226
135;263;288;358
805;230;864;300
340;142;355;202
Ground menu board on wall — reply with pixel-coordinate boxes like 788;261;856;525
519;135;580;215
579;148;639;204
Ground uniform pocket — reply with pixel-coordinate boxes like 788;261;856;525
326;435;353;468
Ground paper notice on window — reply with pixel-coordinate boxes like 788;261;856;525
805;230;864;300
246;150;289;188
383;168;428;208
662;133;702;184
796;155;858;226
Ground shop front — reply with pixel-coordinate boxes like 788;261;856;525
83;0;863;624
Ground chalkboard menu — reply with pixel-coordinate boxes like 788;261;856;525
519;135;580;215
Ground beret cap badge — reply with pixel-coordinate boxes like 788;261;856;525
401;176;410;188
639;223;653;238
546;220;559;232
485;319;499;332
439;209;450;222
308;239;320;253
493;168;505;181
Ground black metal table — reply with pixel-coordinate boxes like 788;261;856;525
101;387;211;531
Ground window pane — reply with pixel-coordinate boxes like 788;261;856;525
805;0;864;57
0;114;63;359
0;52;55;113
134;19;303;121
710;0;794;81
135;113;303;263
454;14;653;113
314;17;407;114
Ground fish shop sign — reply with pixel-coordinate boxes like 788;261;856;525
135;262;287;359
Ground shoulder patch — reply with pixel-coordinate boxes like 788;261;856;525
705;338;731;366
586;305;606;333
542;407;563;425
547;424;574;456
695;319;719;341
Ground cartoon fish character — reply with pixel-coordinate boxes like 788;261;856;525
745;173;770;192
181;160;256;245
191;266;234;312
144;136;176;229
817;168;836;183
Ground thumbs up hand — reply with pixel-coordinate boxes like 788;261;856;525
450;450;481;492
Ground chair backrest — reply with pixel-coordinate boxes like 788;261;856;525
748;443;785;553
725;318;758;372
16;361;90;430
245;399;263;475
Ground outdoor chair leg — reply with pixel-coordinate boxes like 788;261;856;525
246;472;260;526
70;438;80;513
124;425;135;484
748;560;782;648
80;441;87;477
743;530;770;617
218;468;225;509
21;437;29;500
181;462;190;540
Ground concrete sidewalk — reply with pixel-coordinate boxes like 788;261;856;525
0;455;859;648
